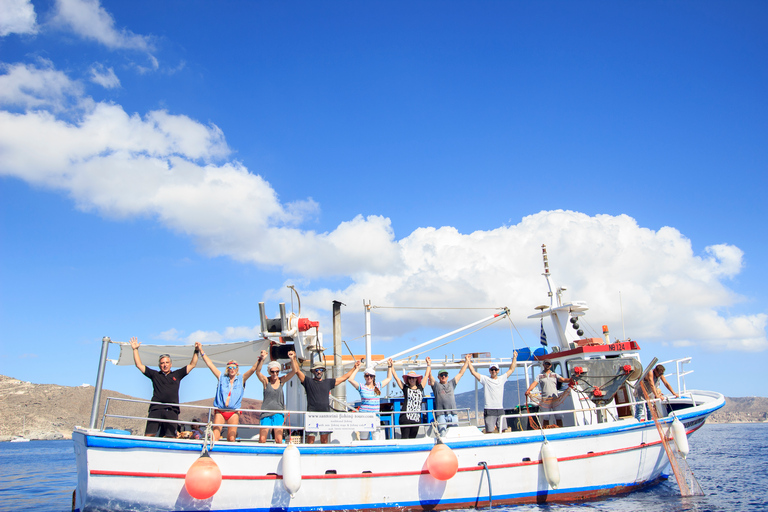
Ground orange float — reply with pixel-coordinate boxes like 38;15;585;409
185;452;222;500
426;442;458;481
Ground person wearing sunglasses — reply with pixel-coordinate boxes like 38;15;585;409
348;362;393;440
427;354;471;436
129;337;199;438
293;357;361;444
391;360;432;439
197;342;260;442
254;349;297;443
468;351;518;433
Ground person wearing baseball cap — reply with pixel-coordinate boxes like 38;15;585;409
427;354;471;436
468;351;518;433
525;359;570;427
348;363;394;440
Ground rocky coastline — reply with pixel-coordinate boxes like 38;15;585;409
1;375;765;441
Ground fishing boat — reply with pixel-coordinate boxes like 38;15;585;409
72;246;724;512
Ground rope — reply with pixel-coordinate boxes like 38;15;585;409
201;420;215;454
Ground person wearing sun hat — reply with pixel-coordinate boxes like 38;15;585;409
468;351;518;433
254;349;298;443
197;342;261;442
391;359;432;439
427;354;471;436
293;356;361;444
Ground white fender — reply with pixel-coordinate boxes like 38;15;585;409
671;418;689;458
281;443;302;497
541;439;560;489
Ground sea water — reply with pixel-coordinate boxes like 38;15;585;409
1;423;766;512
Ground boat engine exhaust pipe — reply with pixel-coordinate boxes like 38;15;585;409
331;300;346;409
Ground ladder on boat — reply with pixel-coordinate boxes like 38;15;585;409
643;389;703;496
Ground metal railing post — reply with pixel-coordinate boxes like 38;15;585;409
88;336;111;429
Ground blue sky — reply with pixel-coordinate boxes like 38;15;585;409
1;0;766;403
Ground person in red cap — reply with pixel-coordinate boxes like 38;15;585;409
197;342;261;441
391;358;432;439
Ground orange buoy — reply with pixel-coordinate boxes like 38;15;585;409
185;452;222;500
426;442;458;481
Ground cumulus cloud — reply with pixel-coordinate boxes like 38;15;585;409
89;63;120;88
0;61;765;354
0;0;37;37
52;0;154;53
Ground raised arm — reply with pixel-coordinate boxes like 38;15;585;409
280;351;298;384
195;341;221;380
467;357;482;381
186;344;200;374
380;364;394;387
348;364;361;390
503;351;518;379
293;353;305;383
453;354;471;384
389;358;404;390
425;357;433;385
335;360;361;386
129;337;146;373
244;349;267;384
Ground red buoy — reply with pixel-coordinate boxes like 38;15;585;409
185;452;222;500
426;443;458;481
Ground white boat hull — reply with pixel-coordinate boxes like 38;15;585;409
72;391;723;512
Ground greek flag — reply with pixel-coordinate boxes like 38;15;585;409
540;319;547;346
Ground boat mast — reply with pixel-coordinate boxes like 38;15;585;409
528;245;589;351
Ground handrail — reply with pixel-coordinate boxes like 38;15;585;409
96;393;698;441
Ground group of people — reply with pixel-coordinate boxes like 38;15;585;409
129;336;679;443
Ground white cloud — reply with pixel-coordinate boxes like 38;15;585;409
0;62;765;354
156;328;181;341
0;61;83;112
0;0;37;37
52;0;154;53
89;63;120;89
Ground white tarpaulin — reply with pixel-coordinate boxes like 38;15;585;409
112;339;272;368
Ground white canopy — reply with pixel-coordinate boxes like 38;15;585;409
111;339;272;368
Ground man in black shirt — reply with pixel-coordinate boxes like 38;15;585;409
130;337;199;437
293;359;360;444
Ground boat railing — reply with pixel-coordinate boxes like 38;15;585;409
98;396;477;441
502;393;684;429
97;392;689;441
657;356;693;396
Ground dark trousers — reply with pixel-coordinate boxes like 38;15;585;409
399;415;421;439
145;405;179;437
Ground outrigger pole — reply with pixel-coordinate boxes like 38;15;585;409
381;309;510;364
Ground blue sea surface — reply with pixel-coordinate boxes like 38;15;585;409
1;423;766;512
